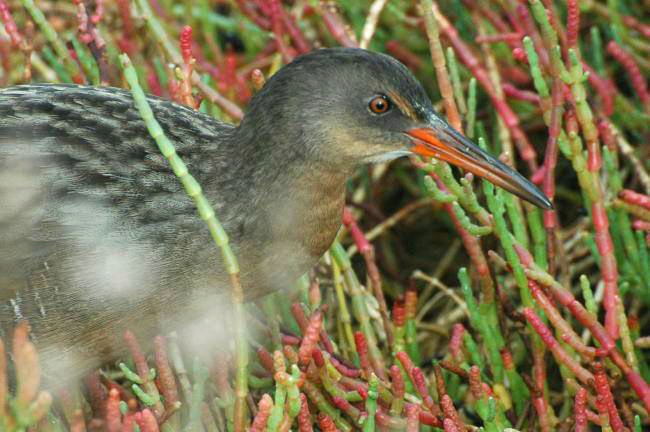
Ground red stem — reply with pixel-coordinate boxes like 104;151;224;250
523;307;594;384
592;203;619;339
502;83;541;104
250;394;273;432
607;41;650;111
135;409;159;432
278;4;310;54
532;348;550;432
316;413;339;432
385;40;424;70
565;0;580;49
448;324;465;363
475;32;523;44
574;387;589;432
0;0;22;46
298;309;323;368
593;363;625;431
440;395;464;432
318;3;357;48
434;8;538;170
620;189;650;210
297;393;313;432
516;4;549;69
432;174;494;300
234;0;270;29
623;15;650;38
105;388;122;432
405;404;420;431
153;336;179;410
583;63;615;117
354;331;372;377
390;365;405;400
268;0;295;62
542;78;564;272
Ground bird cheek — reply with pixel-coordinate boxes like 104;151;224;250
364;149;412;164
360;135;412;164
321;126;370;165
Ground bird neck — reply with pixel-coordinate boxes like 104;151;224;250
225;119;351;261
229;111;355;199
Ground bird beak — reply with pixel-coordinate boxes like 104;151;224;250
406;124;552;209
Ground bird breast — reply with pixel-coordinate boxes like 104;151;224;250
236;164;348;298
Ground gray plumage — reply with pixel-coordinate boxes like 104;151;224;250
0;48;431;380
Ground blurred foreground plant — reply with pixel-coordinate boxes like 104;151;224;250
0;322;52;432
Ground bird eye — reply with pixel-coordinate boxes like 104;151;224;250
369;95;391;114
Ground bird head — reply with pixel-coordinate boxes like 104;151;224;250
239;48;551;209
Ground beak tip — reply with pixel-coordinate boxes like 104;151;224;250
531;189;554;210
540;198;554;210
517;184;554;210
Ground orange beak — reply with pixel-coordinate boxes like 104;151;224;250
407;125;552;209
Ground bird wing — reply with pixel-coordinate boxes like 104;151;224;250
0;85;238;375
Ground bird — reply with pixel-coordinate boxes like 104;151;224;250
0;48;550;381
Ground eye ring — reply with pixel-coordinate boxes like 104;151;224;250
369;95;391;114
